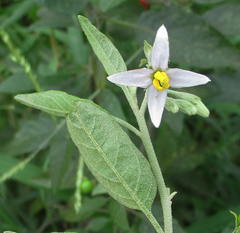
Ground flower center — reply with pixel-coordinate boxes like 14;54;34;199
153;71;170;91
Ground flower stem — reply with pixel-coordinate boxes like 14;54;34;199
113;116;141;138
122;87;173;233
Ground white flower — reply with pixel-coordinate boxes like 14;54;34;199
107;25;211;128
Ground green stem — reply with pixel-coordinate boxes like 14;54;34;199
74;155;84;214
122;86;173;233
113;116;141;137
144;209;164;233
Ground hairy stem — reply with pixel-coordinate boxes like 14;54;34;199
122;86;173;233
113;116;141;137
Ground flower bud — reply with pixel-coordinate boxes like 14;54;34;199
168;90;209;117
175;99;197;116
165;97;179;113
194;99;210;117
143;40;152;66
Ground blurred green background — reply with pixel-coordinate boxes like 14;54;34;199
0;0;240;232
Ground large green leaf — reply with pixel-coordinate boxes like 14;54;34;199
203;4;240;37
66;99;157;211
15;90;81;117
136;7;240;69
78;15;127;75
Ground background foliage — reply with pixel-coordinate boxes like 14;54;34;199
0;0;240;232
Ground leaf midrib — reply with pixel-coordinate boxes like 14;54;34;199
69;111;150;212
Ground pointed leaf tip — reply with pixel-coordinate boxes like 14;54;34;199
15;91;81;117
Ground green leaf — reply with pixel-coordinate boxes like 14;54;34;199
78;15;127;75
2;116;55;156
0;74;34;94
14;90;81;117
203;4;240;37
192;0;224;3
143;40;152;65
0;0;36;30
35;0;88;15
136;7;240;69
60;196;108;222
49;125;72;193
109;198;130;231
186;206;240;233
100;89;127;121
29;8;73;28
100;0;127;12
86;217;110;232
66;99;157;211
67;27;88;65
92;183;108;196
0;154;42;185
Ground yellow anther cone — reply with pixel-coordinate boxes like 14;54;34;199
153;71;170;90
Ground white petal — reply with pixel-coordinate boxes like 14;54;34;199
166;68;211;88
150;25;169;72
107;68;153;88
147;85;168;128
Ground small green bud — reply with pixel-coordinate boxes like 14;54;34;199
238;214;240;226
165;97;179;113
168;90;210;118
143;40;152;65
175;99;197;116
194;99;210;117
139;59;148;67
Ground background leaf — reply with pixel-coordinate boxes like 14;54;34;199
0;74;34;94
192;0;224;3
49;125;73;193
66;99;157;211
136;7;240;69
109;198;130;230
2;116;55;156
203;3;240;37
34;0;88;14
100;0;127;12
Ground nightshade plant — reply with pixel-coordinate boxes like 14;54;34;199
14;16;211;233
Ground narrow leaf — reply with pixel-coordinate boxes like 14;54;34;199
66;99;157;211
78;15;127;75
14;90;81;117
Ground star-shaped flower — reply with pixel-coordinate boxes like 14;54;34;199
107;25;211;127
